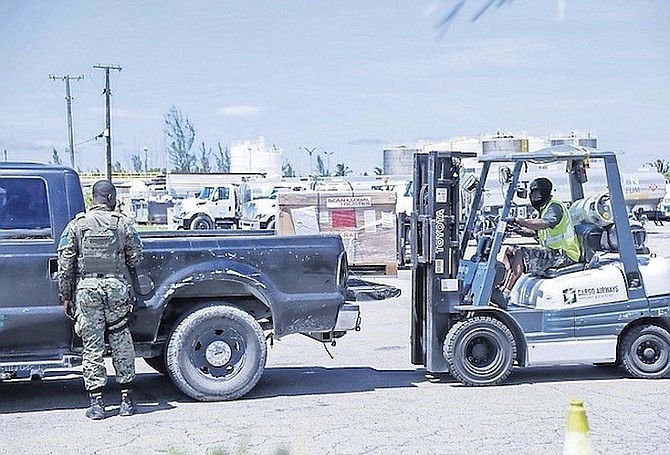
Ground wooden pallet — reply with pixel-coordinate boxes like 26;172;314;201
349;262;398;276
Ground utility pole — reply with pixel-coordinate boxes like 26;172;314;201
143;147;149;175
49;74;84;168
93;64;122;181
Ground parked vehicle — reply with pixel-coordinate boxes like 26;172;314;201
0;162;397;401
172;184;238;230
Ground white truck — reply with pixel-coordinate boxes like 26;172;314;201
238;179;312;230
172;184;238;230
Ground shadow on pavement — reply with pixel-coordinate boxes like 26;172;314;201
0;363;633;413
250;366;429;399
429;363;628;387
0;371;177;415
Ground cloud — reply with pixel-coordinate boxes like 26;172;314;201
0;137;56;151
441;37;554;71
347;138;387;146
217;105;262;117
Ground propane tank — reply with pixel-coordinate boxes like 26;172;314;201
569;193;613;227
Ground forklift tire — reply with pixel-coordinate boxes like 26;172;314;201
620;324;670;379
443;316;516;386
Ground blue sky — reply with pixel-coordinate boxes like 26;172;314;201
1;1;668;175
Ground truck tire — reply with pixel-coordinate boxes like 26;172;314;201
443;316;516;386
620;324;670;379
143;354;167;375
165;304;267;401
190;215;213;230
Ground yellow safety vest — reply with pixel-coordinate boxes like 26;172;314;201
537;197;582;263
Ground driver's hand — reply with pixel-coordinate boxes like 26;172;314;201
507;223;523;235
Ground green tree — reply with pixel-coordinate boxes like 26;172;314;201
50;147;62;165
215;142;231;172
282;160;296;177
197;142;212;173
334;163;351;177
647;159;670;181
164;105;196;172
131;154;144;173
315;154;328;177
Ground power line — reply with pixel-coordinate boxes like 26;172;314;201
93;64;122;181
49;74;84;168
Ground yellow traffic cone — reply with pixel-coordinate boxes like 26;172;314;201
562;399;595;455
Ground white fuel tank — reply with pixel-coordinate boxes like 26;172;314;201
513;264;628;310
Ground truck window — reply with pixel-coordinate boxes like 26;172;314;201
0;177;52;240
214;186;229;201
197;187;214;200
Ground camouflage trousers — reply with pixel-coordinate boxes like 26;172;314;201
519;246;575;276
74;277;135;391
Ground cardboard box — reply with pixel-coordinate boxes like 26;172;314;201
277;190;397;270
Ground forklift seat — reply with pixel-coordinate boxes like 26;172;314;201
531;224;602;278
534;221;648;279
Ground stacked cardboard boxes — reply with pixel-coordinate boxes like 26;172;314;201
277;190;397;274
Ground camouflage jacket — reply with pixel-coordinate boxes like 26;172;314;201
57;204;142;301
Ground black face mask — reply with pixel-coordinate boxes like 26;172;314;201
530;189;546;211
529;180;552;211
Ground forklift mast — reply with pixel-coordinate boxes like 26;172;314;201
405;151;475;372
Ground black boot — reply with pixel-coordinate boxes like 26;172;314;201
119;388;135;417
85;391;105;420
490;286;509;309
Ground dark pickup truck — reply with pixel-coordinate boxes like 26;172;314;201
0;162;397;401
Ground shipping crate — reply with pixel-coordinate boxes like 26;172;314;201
277;190;397;274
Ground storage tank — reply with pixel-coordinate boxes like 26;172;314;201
550;133;597;148
230;137;282;178
481;136;529;155
383;146;419;175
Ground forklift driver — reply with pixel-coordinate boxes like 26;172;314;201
501;177;582;300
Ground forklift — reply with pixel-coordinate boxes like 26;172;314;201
399;145;670;386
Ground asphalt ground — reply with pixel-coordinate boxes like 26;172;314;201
1;222;670;455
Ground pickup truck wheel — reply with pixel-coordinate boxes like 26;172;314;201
621;324;670;379
143;355;167;375
165;305;267;401
443;316;516;386
190;215;213;230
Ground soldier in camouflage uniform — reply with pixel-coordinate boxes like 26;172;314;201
58;180;142;420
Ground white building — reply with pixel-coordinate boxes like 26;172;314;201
230;137;282;178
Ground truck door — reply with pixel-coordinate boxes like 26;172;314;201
210;186;234;221
0;176;73;356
